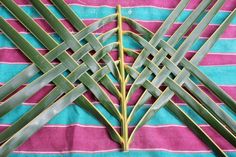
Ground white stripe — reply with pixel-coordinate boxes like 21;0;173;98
0;61;59;64
1;47;236;55
3;29;231;40
1;31;236;39
2;60;236;66
15;3;233;13
3;16;236;27
0;47;47;51
1;82;236;88
0;102;225;107
0;123;218;129
12;148;236;154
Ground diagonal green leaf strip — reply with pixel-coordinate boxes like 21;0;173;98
0;0;235;156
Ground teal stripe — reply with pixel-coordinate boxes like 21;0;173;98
0;5;236;24
134;65;236;85
192;66;236;85
0;64;236;85
1;34;236;53
0;103;235;126
0;33;62;49
0;64;38;83
0;64;27;83
8;150;236;157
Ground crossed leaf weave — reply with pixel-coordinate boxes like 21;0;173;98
0;0;235;156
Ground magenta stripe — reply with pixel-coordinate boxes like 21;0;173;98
0;49;47;63
0;125;233;152
1;48;236;66
1;85;55;104
4;19;236;38
1;83;235;105
185;52;236;65
13;0;236;11
171;85;236;104
126;85;236;105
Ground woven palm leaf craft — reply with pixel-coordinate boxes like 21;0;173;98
0;0;235;156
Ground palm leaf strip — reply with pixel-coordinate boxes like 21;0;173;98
0;0;235;156
124;10;236;134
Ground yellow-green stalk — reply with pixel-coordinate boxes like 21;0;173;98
117;5;128;151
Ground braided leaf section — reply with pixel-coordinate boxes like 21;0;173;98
0;0;235;156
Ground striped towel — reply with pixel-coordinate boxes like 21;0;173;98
0;0;236;156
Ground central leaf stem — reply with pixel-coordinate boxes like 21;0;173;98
117;5;129;151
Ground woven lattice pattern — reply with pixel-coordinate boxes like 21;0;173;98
0;0;235;156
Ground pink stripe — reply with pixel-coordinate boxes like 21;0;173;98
13;0;236;11
127;85;236;105
1;48;236;66
185;52;236;65
0;49;47;63
1;85;55;103
5;19;236;38
0;125;234;152
1;83;235;105
171;85;236;104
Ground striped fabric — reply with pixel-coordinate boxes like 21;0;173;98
0;0;236;156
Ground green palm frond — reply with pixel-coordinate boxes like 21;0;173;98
0;0;235;156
